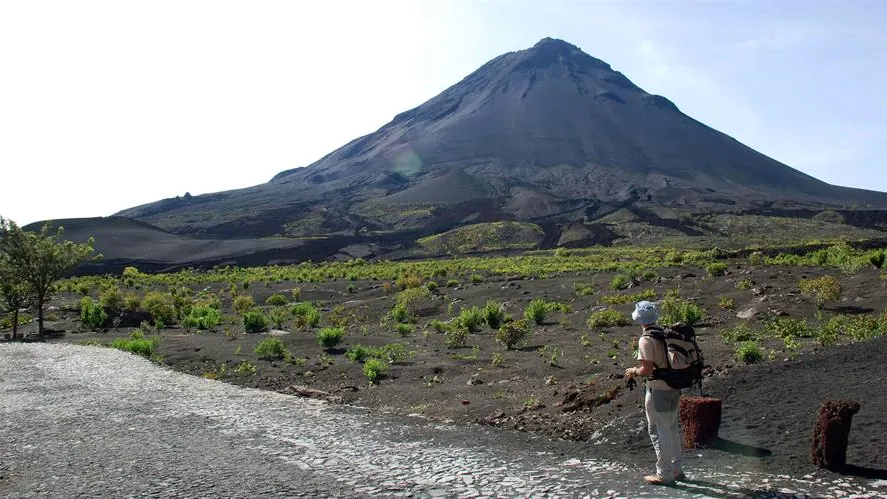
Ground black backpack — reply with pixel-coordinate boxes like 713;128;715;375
642;323;705;391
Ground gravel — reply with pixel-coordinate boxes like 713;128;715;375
1;343;883;498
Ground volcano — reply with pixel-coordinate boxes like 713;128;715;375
97;37;887;266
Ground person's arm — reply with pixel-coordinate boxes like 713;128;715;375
625;359;654;378
624;336;656;378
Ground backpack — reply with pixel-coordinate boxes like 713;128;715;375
642;323;705;391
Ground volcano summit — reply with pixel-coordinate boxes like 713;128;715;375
85;37;887;267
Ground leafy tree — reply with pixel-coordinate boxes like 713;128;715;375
0;253;32;340
0;217;97;340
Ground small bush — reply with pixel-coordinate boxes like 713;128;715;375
108;331;160;359
268;306;289;329
523;298;558;325
429;319;447;333
458;306;485;332
469;274;484;284
80;297;108;330
446;279;460;287
290;288;302;301
317;327;345;349
291;302;321;327
345;344;372;363
721;323;761;342
183;304;222;332
495;318;531;350
482;299;506;329
265;294;288;306
735;278;754;290
735;341;763;364
234;360;256;376
444;322;469;348
765;317;809;339
799;275;842;308
659;297;704;326
98;283;124;312
243;309;269;333
586;309;631;328
425;281;438;292
141;292;176;327
610;275;630;291
395;323;414;336
389;303;410;324
706;262;728;277
233;295;256;314
396;273;423;290
718;296;735;309
363;358;388;384
254;338;287;360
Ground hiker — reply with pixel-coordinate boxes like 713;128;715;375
624;300;685;486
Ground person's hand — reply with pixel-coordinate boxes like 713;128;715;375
624;367;636;378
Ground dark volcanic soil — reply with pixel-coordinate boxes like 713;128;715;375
11;262;887;481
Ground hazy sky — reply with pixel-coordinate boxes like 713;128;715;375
2;1;885;225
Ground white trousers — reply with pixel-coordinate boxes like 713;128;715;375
645;387;683;477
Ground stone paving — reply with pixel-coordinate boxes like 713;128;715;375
1;343;884;498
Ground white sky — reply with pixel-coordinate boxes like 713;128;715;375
1;1;885;225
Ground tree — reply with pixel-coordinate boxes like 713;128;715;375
0;253;32;340
0;217;98;340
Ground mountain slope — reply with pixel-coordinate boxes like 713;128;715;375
116;37;887;244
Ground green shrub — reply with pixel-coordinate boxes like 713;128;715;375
799;275;842;308
363;358;388;384
425;281;438;292
395;273;422;290
706;262;728;277
108;331;160;359
870;251;886;269
234;360;257;376
586;309;631;328
233;295;256;314
268;306;289;329
469;274;484;284
735;278;753;290
80;297;108;330
395;323;414;336
98;283;123;312
444;322;469;348
495;318;531;350
429;319;447;333
482;299;506;329
659;297;704;325
718;296;735;309
721;323;761;342
389;303;410;324
290;288;302;301
183;304;222;332
317;327;345;349
243;309;269;333
458;306;485;332
610;275;630;291
735;341;763;364
254;338;287;360
265;294;288;306
291;302;321;327
523;298;558;325
446;279;460;287
765;317;809;339
599;288;656;305
395;286;432;315
141;292;176;327
345;344;373;363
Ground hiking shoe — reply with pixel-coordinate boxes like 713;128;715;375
674;472;687;481
643;474;675;486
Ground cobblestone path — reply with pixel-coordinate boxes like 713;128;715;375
1;344;883;498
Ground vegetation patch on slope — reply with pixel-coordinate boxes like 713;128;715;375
417;222;544;255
